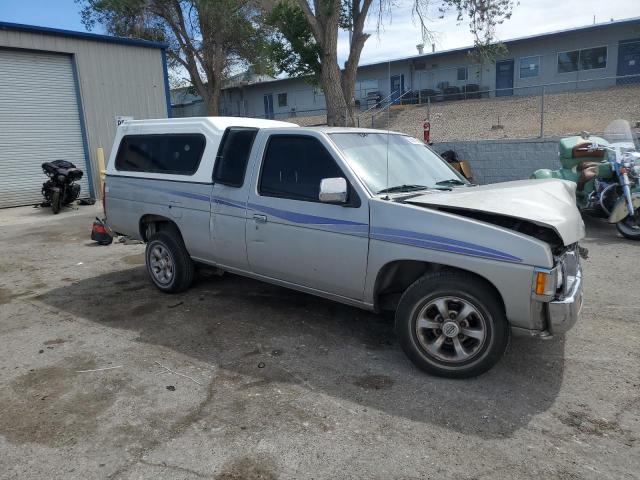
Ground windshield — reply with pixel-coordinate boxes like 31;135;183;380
603;119;639;151
329;133;468;194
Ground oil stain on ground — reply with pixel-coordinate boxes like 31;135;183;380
559;410;621;437
0;356;128;447
215;456;278;480
353;374;394;390
122;253;145;265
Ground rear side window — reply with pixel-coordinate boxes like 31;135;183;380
213;127;258;187
115;134;205;175
259;135;344;202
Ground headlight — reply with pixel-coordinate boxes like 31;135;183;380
556;266;564;290
58;174;66;182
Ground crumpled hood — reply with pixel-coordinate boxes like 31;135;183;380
405;179;585;246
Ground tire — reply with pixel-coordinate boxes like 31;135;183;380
616;209;640;240
145;230;194;293
51;190;61;214
395;270;509;378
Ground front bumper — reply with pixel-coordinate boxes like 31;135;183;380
547;267;583;334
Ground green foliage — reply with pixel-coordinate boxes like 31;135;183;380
77;0;274;84
265;2;321;83
437;0;515;63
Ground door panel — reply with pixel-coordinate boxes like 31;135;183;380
495;59;514;96
245;134;369;300
617;39;640;85
246;199;369;299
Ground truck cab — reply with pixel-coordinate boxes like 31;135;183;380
105;117;584;378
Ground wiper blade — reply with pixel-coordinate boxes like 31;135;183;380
377;184;429;194
435;178;467;186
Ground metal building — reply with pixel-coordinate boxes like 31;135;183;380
0;22;171;208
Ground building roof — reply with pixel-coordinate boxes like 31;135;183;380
358;15;640;70
0;21;168;49
223;15;640;90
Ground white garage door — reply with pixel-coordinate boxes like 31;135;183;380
0;49;91;208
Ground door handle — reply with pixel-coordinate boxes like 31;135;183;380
169;200;182;206
253;214;267;223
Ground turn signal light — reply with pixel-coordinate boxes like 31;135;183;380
535;271;548;295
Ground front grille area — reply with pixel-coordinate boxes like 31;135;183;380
556;243;580;298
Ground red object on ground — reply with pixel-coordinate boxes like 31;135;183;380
423;121;431;143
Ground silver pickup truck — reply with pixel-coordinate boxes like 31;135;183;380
105;117;584;378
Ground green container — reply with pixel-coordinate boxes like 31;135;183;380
558;135;608;170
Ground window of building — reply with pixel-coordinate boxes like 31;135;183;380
580;46;607;70
456;67;467;81
115;134;205;175
313;87;325;104
519;56;540;78
558;46;607;73
213;127;258;187
354;79;379;99
558;50;579;73
278;93;288;107
259;135;345;202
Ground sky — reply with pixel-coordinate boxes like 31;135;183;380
1;0;639;67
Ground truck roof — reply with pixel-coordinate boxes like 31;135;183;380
121;116;299;131
120;117;403;136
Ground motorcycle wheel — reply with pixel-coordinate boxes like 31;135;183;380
616;208;640;240
51;190;61;214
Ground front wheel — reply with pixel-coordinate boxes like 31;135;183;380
51;189;61;214
395;271;509;378
616;208;640;240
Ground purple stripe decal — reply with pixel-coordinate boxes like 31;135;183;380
112;182;520;263
371;227;522;262
248;203;368;226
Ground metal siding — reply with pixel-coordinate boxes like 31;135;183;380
0;29;168;197
0;49;90;208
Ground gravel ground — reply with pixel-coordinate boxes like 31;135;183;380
384;84;640;142
282;84;640;141
0;204;638;479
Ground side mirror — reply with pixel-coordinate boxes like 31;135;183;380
319;177;348;204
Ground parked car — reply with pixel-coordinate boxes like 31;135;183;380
105;117;584;378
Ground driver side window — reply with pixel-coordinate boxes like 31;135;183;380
259;135;345;202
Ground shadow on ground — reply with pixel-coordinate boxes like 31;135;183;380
37;262;566;440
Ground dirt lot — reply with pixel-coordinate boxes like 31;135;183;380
0;204;638;480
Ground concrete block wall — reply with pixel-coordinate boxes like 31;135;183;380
433;137;562;184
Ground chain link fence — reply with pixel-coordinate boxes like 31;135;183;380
173;75;640;140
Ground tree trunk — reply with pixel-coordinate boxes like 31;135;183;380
202;91;220;116
321;59;348;126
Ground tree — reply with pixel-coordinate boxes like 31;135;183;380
78;0;271;115
267;0;515;126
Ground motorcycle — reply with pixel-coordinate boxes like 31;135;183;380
532;119;640;240
41;160;83;214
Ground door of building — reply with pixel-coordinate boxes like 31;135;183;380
495;59;514;97
617;39;640;85
0;49;90;208
263;94;274;119
390;74;404;103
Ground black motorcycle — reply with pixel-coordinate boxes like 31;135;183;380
41;160;83;214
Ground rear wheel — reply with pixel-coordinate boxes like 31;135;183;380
616;208;640;240
145;231;194;293
395;271;509;378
